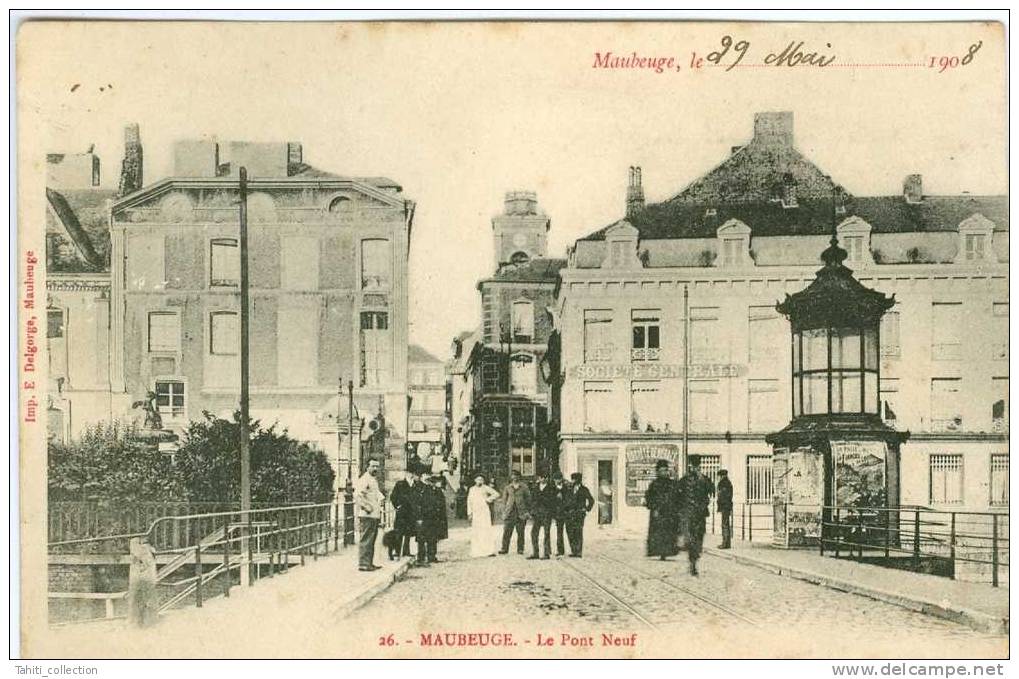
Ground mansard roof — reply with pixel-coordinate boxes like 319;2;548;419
581;194;1008;242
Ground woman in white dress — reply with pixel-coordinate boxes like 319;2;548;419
467;475;500;558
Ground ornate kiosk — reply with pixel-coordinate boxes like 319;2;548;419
767;220;908;548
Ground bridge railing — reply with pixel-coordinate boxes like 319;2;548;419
47;496;358;624
820;504;1009;587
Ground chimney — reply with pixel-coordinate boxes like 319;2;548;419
287;142;303;175
626;166;645;217
753;111;794;147
903;174;923;204
118;123;143;196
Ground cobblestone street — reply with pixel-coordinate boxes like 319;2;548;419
348;529;1008;658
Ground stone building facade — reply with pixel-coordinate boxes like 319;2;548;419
460;192;565;486
407;344;447;463
556;112;1008;530
108;138;415;481
44;140;123;441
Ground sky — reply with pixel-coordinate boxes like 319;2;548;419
19;21;1007;357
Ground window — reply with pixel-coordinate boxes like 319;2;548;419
964;233;987;261
877;311;900;359
510;251;530;266
210;238;239;287
689;379;721;431
700;455;721;488
929;454;963;505
631;310;660;361
154;380;186;421
843;235;864;262
510;353;536;395
932;303;962;360
209;311;239;355
511;443;536;477
748;379;782;432
748;306;782;364
931;378;963;432
148;311;180;353
361;239;392;290
47;309;67;380
584;310;614;362
990;454;1008;506
746;455;773;504
992;377;1008;433
360;311;391;387
328;195;352;213
992;303;1008;360
690;307;722;364
511;300;534;343
721;238;744;266
481;358;499;394
583;381;615;432
630;380;671;432
880;378;900;424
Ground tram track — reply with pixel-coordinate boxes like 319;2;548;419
557;556;660;630
595;553;760;627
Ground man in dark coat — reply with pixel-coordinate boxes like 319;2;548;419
562;472;595;557
677;455;715;576
716;468;734;549
551;474;568;556
645;459;681;559
390;468;420;557
415;475;448;565
499;470;531;555
528;470;558;560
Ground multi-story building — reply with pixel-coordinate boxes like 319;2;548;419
446;329;480;473
556;112;1008;530
462;192;565;486
407;344;447;464
44;132;133;441
108;138;415;482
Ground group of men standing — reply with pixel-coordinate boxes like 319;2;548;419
644;455;734;576
390;467;451;566
499;469;596;559
355;461;449;571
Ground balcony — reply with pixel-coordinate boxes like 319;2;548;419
584;346;614;363
631;347;660;362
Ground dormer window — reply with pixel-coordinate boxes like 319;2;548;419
836;216;873;266
601;220;642;270
716;219;751;268
956;213;996;264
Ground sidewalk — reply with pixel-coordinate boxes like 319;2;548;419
35;541;414;658
706;540;1009;634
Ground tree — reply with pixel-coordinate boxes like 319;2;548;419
173;412;335;504
48;421;182;502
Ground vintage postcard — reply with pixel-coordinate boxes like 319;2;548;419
15;18;1009;660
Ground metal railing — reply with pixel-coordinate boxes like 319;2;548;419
706;502;775;543
820;505;1009;587
48;496;358;624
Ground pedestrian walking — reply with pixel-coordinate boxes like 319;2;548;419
716;468;734;550
354;459;384;572
528;470;557;560
498;470;531;554
645;459;681;560
390;468;421;557
467;475;500;558
551;474;568;556
677;455;715;576
562;472;595;557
